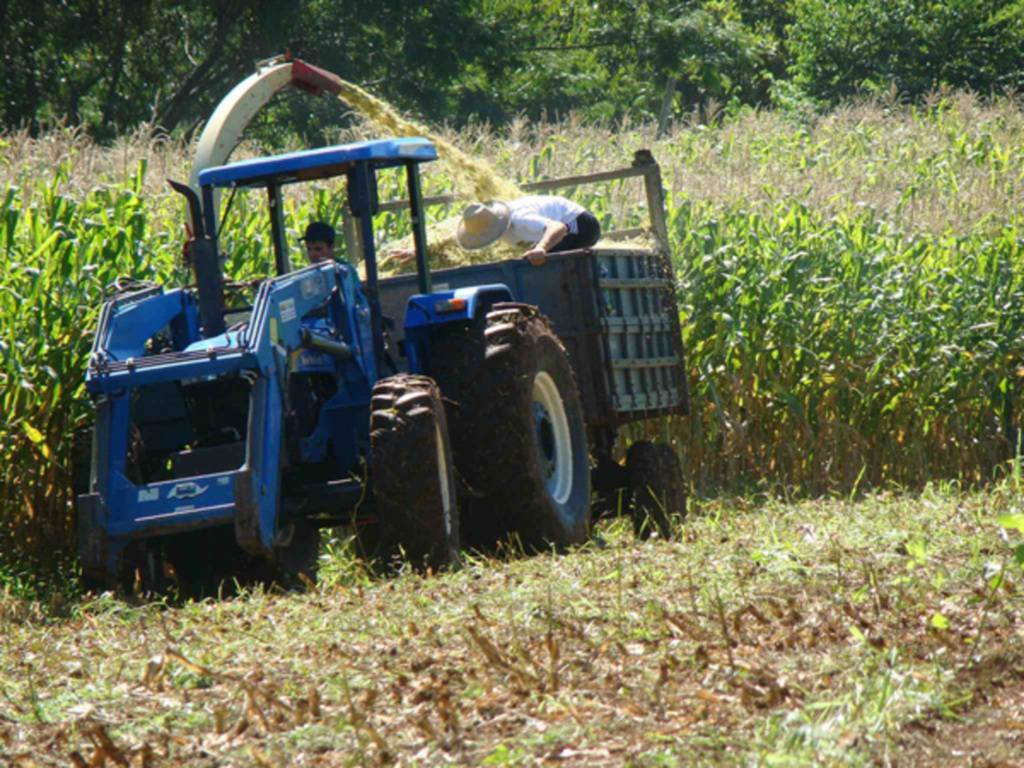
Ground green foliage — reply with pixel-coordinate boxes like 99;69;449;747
607;1;776;106
0;0;792;138
655;97;1024;494
4;91;1024;571
0;0;502;140
479;0;783;124
5;0;1023;136
678;203;1024;493
997;514;1024;569
789;0;1024;104
292;0;506;130
0;154;185;567
0;0;305;140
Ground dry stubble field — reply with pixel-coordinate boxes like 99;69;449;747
2;486;1024;766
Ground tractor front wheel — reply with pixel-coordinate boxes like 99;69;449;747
370;374;460;572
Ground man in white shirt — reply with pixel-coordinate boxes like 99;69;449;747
456;195;601;265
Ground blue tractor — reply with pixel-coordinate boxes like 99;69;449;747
77;137;604;592
78;57;690;595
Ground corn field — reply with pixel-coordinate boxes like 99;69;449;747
2;91;1023;569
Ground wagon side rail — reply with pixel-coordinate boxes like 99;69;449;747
343;149;670;258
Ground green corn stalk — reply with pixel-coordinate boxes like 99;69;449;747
3;92;1024;570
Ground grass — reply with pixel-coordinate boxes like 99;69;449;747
2;485;1022;766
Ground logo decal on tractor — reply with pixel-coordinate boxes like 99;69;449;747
301;273;326;298
168;481;209;500
280;298;297;322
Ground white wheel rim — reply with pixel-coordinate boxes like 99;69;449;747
532;371;573;505
435;423;453;530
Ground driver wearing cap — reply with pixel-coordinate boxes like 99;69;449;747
300;221;337;264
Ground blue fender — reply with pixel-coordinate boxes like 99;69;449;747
403;284;513;374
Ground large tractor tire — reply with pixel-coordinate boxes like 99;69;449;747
370;374;460;572
627;441;687;540
436;304;591;552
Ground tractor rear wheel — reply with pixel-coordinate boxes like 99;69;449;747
370;374;460;572
627;441;687;539
440;305;591;552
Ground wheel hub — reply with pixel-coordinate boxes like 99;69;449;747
435;422;453;525
532;372;573;505
533;402;557;479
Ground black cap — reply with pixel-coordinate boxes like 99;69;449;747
301;222;335;245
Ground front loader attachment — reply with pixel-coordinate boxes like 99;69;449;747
78;260;374;591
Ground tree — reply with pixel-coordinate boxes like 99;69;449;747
470;1;780;125
0;0;305;139
0;0;496;140
788;0;1024;104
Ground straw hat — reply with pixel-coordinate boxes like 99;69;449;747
456;201;511;250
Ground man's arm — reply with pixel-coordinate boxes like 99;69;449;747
522;220;568;265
